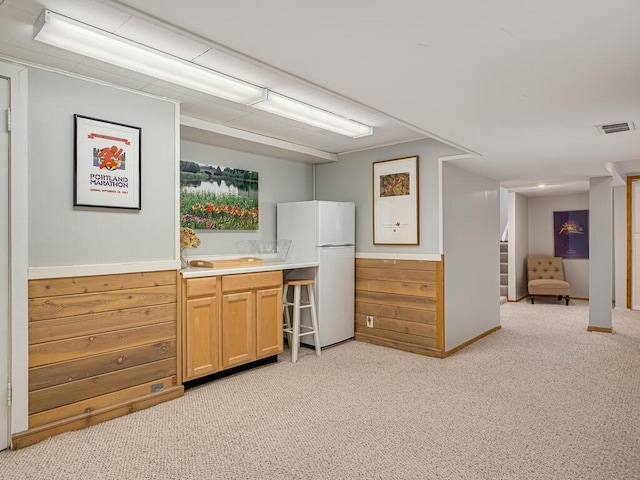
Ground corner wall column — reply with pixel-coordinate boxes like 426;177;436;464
588;176;613;332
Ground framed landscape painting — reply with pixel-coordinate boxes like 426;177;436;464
372;155;419;245
179;161;259;230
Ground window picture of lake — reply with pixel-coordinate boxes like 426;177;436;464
180;161;259;230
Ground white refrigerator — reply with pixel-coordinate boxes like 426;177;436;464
277;200;355;347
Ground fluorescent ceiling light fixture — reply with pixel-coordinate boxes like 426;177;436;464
33;10;373;138
33;10;267;105
253;91;373;138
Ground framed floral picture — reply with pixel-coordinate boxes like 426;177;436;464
74;115;141;209
372;155;419;245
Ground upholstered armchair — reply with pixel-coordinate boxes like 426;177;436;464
527;256;571;305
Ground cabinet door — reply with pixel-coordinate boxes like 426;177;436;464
221;291;255;368
256;287;283;358
184;296;219;380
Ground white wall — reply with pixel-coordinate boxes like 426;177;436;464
315;139;463;254
2;61;28;436
1;72;10;447
499;187;508;239
442;163;500;351
589;177;612;328
613;185;626;309
508;192;529;300
9;65;179;435
28;68;177;268
180;139;313;255
528;192;590;298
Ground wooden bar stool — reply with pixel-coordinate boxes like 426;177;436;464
282;279;321;363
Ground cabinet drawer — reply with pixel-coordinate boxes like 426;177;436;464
186;277;218;298
222;271;282;293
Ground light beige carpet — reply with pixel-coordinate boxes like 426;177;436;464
2;300;640;479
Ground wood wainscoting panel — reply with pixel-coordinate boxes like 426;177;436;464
28;376;177;429
29;303;177;345
29;321;176;367
15;270;183;449
29;340;177;391
28;285;177;321
15;386;183;450
355;258;444;358
28;271;177;298
29;358;177;414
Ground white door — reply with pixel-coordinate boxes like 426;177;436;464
633;180;640;309
0;76;9;450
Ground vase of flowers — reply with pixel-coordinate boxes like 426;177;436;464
180;227;201;268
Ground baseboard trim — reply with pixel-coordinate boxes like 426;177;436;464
443;326;502;357
355;333;443;358
587;326;613;334
508;295;529;303
11;386;184;450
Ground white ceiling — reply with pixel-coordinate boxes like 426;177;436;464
1;0;639;195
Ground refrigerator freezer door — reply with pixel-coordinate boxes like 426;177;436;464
277;201;318;262
302;245;355;347
317;201;355;246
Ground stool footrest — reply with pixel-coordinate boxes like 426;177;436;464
283;330;316;337
283;302;313;309
297;331;316;337
283;325;316;334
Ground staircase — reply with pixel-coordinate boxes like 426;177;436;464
500;242;508;304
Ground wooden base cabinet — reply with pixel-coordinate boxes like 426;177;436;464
221;291;255;369
183;277;219;381
182;271;283;381
221;271;283;369
256;287;284;358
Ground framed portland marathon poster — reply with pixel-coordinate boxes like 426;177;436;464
74;114;141;209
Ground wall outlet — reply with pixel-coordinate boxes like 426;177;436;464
366;315;374;328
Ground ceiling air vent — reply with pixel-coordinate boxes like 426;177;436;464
597;121;635;135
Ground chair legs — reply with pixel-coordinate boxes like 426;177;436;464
528;294;570;305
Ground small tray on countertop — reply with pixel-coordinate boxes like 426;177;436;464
189;257;264;268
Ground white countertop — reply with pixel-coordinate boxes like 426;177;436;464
181;260;319;278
